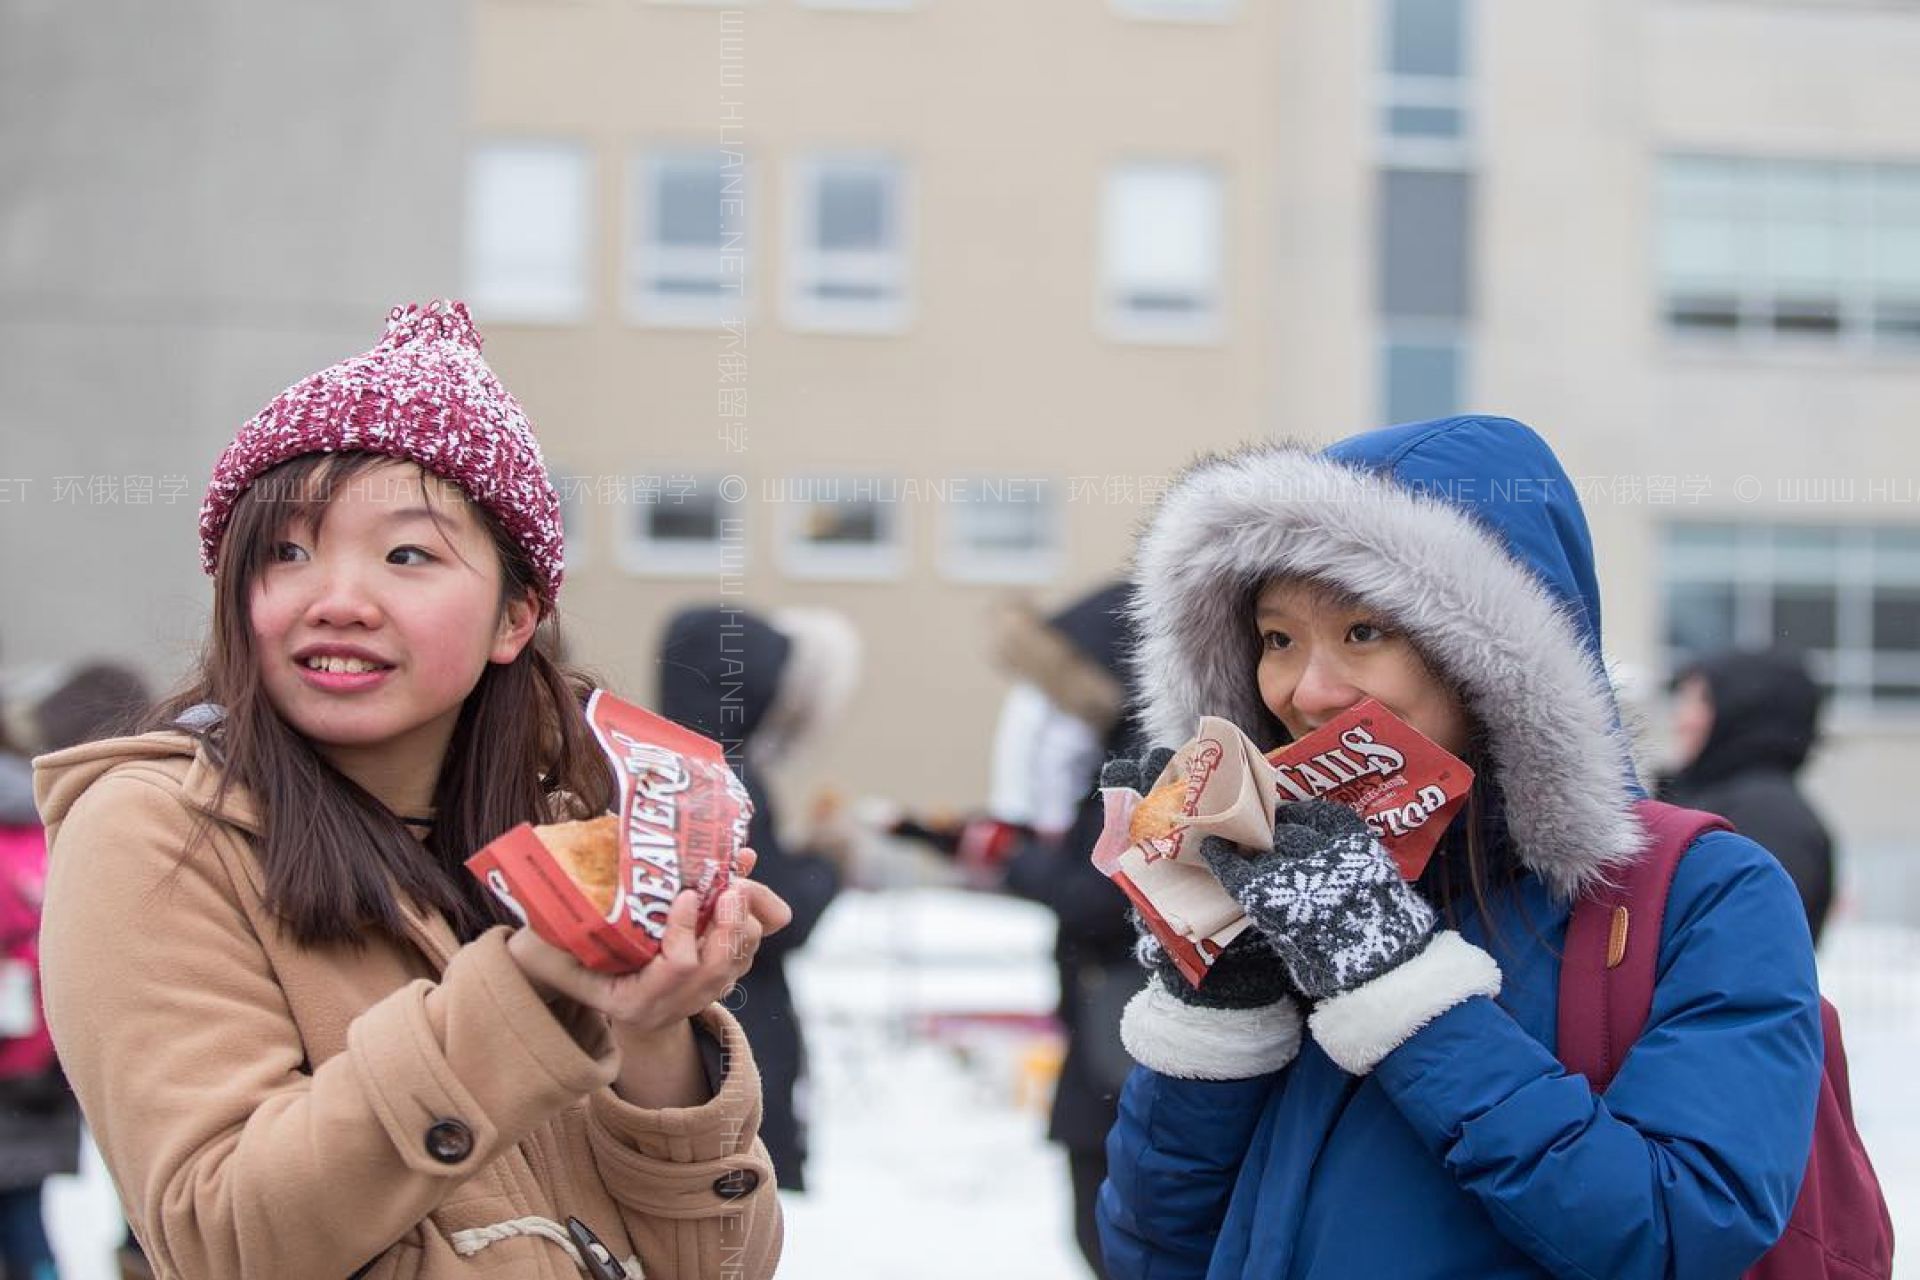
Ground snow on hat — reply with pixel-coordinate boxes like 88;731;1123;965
197;300;565;608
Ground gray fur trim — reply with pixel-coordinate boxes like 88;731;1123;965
1119;980;1304;1081
1129;445;1643;900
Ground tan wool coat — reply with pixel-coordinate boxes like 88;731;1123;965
34;732;782;1279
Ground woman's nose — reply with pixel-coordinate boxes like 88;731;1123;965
302;563;384;629
1291;651;1361;725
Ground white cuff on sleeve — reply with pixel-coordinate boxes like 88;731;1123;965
1119;980;1304;1081
1308;931;1501;1076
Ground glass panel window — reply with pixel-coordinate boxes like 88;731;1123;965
776;476;908;580
1380;0;1471;154
1382;334;1462;423
627;148;748;326
1873;588;1920;653
1380;169;1473;320
617;472;744;578
1111;0;1237;21
784;155;910;333
466;141;592;323
1388;0;1465;78
939;479;1063;585
1101;162;1226;344
1659;155;1920;348
1663;522;1920;709
1665;582;1738;654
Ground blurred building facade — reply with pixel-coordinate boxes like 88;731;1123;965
0;0;467;698
8;0;1920;917
465;0;1920;918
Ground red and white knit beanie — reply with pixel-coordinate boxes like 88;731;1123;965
197;300;565;608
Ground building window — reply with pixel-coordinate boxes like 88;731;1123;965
627;148;748;327
551;468;591;571
616;471;745;578
1380;0;1472;166
1659;156;1920;348
1379;168;1473;320
1376;0;1472;423
939;479;1063;585
1100;162;1225;344
1662;522;1920;706
1376;167;1473;422
465;140;592;323
1111;0;1236;21
776;476;908;580
1381;327;1464;425
784;154;911;334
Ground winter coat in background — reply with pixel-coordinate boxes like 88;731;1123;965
0;751;81;1191
34;733;780;1279
1660;649;1835;944
995;583;1141;1153
1101;417;1823;1279
657;607;851;1193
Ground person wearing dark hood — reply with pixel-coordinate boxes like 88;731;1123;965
656;606;861;1194
1660;649;1834;945
994;585;1143;1280
890;582;1140;1280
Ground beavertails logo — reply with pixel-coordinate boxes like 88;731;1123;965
1271;727;1407;802
1142;738;1225;862
608;730;688;934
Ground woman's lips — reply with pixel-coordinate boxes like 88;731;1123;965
295;660;394;693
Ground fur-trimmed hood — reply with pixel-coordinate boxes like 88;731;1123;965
1129;416;1643;900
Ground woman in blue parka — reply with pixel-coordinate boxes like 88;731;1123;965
1097;417;1823;1279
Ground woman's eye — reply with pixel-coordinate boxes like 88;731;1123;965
271;542;308;563
388;546;435;567
1261;630;1292;652
1348;622;1385;644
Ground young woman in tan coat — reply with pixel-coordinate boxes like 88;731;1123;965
32;301;789;1279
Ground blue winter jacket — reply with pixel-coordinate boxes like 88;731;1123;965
1101;417;1823;1279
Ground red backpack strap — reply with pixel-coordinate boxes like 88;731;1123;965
1557;799;1733;1093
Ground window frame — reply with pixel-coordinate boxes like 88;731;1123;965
937;477;1065;585
775;473;910;581
1098;160;1228;346
782;152;913;335
614;468;746;579
625;147;751;329
465;138;595;325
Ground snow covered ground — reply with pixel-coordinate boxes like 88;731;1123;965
41;889;1920;1277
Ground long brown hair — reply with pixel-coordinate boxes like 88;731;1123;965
149;452;615;947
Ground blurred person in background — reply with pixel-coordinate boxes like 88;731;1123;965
28;663;154;1280
0;710;62;1280
656;605;861;1194
0;665;149;1277
1660;648;1834;945
889;582;1139;1280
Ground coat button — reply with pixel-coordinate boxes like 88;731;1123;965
713;1168;760;1200
424;1119;474;1164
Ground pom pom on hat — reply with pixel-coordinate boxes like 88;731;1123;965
197;300;565;608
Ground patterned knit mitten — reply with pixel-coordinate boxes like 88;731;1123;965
1200;800;1437;1002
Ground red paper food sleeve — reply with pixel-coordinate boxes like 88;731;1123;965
465;689;753;973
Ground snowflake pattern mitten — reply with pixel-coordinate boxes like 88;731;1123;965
1201;799;1437;1001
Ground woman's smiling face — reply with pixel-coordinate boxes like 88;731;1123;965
1254;577;1471;756
248;459;537;781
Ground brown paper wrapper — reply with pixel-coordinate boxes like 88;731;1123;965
1093;700;1473;987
